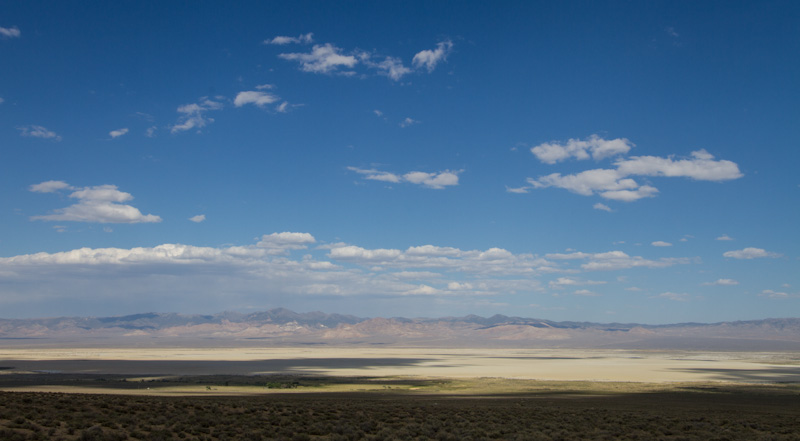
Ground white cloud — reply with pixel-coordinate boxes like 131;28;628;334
145;126;157;137
171;98;223;134
189;214;206;223
18;125;62;141
574;289;599;296
549;277;606;289
716;234;734;241
29;180;72;193
653;292;689;301
412;40;453;72
256;84;275;90
264;33;313;45
234;90;280;108
593;203;613;212
723;247;781;259
276;102;289;113
0;97;4;104
257;232;317;254
0;26;21;38
546;250;690;271
279;43;358;74
531;135;633;164
109;128;129;138
29;182;162;224
702;278;739;286
651;241;672;247
366;56;412;81
529;169;659;202
399;117;419;128
614;149;743;181
520;139;742;202
348;166;461;189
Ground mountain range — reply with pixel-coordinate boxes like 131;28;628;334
2;309;800;350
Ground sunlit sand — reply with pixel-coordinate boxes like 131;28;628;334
2;347;798;384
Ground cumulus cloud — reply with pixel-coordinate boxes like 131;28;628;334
546;250;690;271
18;125;62;141
518;137;742;202
264;32;314;45
29;180;72;193
0;26;21;38
653;292;689;301
29;182;161;224
365;56;412;81
531;135;633;164
274;38;452;80
593;203;613;212
399;117;419;128
412;40;453;72
234;90;280;108
702;278;739;286
348;166;461;189
171;98;223;134
529;169;659;202
651;241;672;247
615;149;743;181
549;277;606;289
0;230;703;316
759;289;799;299
188;214;206;223
257;232;317;254
723;248;781;259
279;43;358;74
716;234;734;241
109;128;129;138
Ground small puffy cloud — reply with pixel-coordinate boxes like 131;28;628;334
18;125;62;141
366;56;412;81
529;169;658;202
279;43;358;74
373;110;383;117
0;26;21;38
276;102;289;113
234;91;280;108
264;33;313;45
716;234;734;241
520;138;742;202
30;182;161;224
651;241;672;247
531;135;633;164
145;126;157;137
574;289;599;296
171;98;223;134
109;128;129;138
29;180;72;193
546;250;690;271
189;214;206;223
399;117;419;128
759;289;799;299
412;40;453;72
549;277;606;289
615;149;742;182
653;292;689;301
702;278;739;286
593;203;613;212
723;247;781;259
348;166;460;189
257;232;316;254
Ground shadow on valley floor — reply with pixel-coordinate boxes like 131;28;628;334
668;366;800;382
0;357;442;376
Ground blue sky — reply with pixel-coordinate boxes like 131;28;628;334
1;1;798;323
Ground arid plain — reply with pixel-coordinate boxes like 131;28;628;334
2;346;800;395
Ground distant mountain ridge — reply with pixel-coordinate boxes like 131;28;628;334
2;309;799;350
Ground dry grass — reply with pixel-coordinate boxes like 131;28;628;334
0;375;799;440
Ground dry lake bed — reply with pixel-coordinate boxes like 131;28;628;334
2;347;799;394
